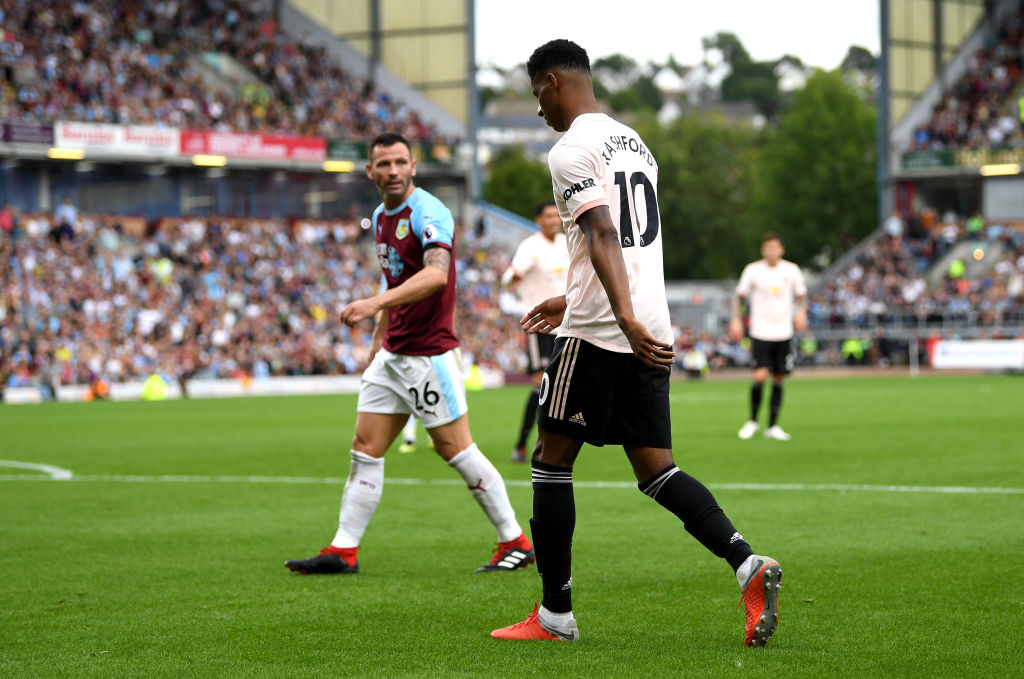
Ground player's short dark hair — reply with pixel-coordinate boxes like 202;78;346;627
762;232;783;245
535;200;556;217
369;132;412;155
527;39;591;81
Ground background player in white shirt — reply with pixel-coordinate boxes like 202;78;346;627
501;201;569;463
729;233;808;440
491;39;783;648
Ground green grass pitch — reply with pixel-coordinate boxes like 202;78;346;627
1;374;1022;678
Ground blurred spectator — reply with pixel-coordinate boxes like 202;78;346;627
965;212;985;238
883;212;904;239
52;196;77;244
0;203;19;241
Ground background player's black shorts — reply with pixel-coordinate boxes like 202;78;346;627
525;332;556;374
537;336;671;449
751;337;796;375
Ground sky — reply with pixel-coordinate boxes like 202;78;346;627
475;0;880;72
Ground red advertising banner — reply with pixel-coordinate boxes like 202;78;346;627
180;130;326;161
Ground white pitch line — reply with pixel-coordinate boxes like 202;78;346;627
0;472;1021;495
0;460;73;480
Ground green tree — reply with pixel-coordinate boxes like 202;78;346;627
609;87;649;113
752;70;877;265
632;74;663;112
592;77;611;102
702;32;751;66
635;114;762;279
722;61;780;119
478;86;502;112
705;32;781;119
482;145;552;219
841;46;876;72
593;53;636;73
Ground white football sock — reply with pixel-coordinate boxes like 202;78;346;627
330;450;385;548
447;443;521;542
538;605;576;628
402;415;417;444
736;553;771;589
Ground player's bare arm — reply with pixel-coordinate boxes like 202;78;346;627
423;246;451;276
576;206;674;371
340;247;450;326
500;266;523;288
339;246;448;329
793;293;808;333
521;295;567;334
729;295;746;341
368;308;388;362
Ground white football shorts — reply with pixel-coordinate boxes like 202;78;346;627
356;347;468;429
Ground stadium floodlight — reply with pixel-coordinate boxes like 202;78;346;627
192;154;228;167
322;160;356;172
47;147;86;160
978;163;1021;176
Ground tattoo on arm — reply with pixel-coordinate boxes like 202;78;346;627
423;247;451;275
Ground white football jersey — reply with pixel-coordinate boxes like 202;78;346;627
508;230;570;310
547;113;673;353
736;259;807;341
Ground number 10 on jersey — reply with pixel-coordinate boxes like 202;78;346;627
614;170;660;248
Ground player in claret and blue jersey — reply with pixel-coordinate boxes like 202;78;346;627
285;133;533;576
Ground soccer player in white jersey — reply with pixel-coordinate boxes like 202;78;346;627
501;201;569;463
491;40;783;648
729;233;807;441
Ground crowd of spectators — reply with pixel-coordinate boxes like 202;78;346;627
0;204;528;396
4;199;1024;396
0;0;447;144
808;211;1024;330
909;2;1024;151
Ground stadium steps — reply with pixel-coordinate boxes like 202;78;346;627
274;0;465;139
890;0;1021;150
188;53;266;102
473;201;539;249
807;227;886;293
924;238;1006;287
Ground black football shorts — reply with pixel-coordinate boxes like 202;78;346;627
751;337;795;375
537;336;671;449
525;332;556;374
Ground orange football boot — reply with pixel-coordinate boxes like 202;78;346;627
491;602;579;641
740;557;782;646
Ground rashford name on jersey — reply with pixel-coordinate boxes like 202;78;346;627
598;134;656;167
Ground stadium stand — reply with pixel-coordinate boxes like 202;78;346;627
0;209;527;394
809;216;1024;331
3;1;1022;399
909;1;1024;151
0;0;447;144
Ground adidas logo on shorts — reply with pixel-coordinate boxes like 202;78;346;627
569;412;586;426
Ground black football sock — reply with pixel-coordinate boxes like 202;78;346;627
769;381;784;428
639;465;754;572
530;460;574;613
750;382;763;422
516;388;541;449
